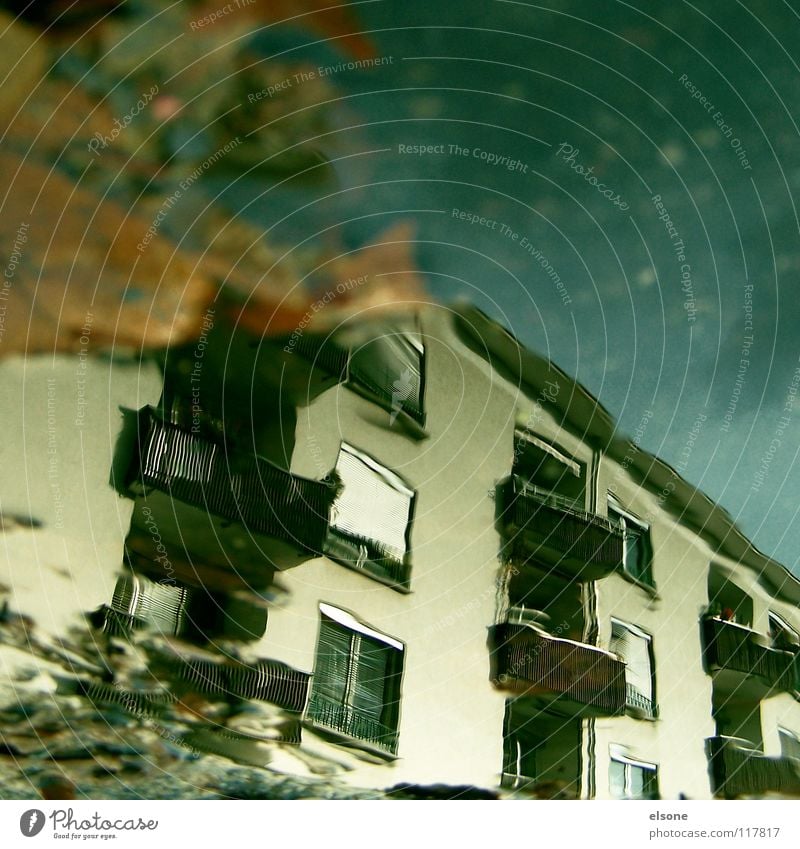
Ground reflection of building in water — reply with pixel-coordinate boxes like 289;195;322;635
4;303;800;798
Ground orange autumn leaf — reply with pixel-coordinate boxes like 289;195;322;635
190;0;377;60
0;151;218;356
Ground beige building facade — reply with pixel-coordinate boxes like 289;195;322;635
3;303;799;799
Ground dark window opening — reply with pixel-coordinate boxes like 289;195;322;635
608;501;654;587
769;612;800;651
347;332;425;426
513;430;584;506
501;702;582;798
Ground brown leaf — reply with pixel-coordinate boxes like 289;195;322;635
190;0;377;60
0;151;217;356
0;11;48;121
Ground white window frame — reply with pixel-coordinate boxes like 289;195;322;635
769;611;800;646
609;744;658;799
514;429;582;479
319;602;404;651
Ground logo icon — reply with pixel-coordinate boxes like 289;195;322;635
20;810;45;837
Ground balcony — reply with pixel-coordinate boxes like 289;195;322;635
707;736;800;798
128;407;334;554
702;617;797;696
179;657;311;713
499;477;624;581
491;622;627;717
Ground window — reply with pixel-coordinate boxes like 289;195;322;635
513;430;584;505
779;728;800;761
324;442;414;589
307;605;403;754
610;619;657;718
608;499;654;587
609;746;659;799
347;331;425;426
769;613;800;651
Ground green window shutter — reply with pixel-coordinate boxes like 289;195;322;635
348;334;424;423
350;634;390;720
314;618;352;705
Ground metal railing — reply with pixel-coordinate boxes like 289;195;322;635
180;658;311;713
501;476;624;579
130;407;334;553
702;617;797;693
706;736;800;798
491;622;627;716
306;691;398;754
625;683;657;719
323;529;411;589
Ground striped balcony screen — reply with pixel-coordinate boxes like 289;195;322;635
131;407;334;553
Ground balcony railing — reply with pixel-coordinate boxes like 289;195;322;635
702;617;797;694
129;407;334;553
180;658;311;713
305;691;398;754
491;622;627;717
707;736;800;798
499;477;624;581
323;529;411;590
625;683;657;719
